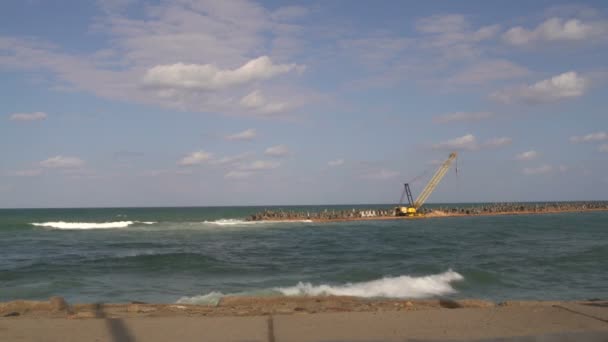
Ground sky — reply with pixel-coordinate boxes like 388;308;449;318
1;0;607;208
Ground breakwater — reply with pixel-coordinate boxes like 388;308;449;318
246;201;608;221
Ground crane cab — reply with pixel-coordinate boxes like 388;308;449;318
394;206;417;216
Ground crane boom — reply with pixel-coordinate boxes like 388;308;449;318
413;152;457;208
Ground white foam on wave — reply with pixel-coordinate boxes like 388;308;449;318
31;221;157;229
276;270;464;298
202;219;312;226
176;291;225;305
176;271;464;305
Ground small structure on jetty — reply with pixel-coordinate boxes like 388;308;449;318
246;202;608;222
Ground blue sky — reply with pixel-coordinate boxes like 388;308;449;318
1;0;607;208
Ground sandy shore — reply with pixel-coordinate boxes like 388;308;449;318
2;296;607;341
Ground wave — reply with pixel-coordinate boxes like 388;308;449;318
31;221;157;229
176;291;226;305
202;219;312;226
275;270;464;298
176;270;464;305
31;218;311;230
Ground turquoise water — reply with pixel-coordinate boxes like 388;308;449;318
1;205;607;304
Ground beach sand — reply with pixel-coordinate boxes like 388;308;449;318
1;296;607;341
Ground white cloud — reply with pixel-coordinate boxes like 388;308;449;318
515;150;538;161
328;159;344;167
599;144;608;152
178;151;212;166
142;56;304;91
9;112;47;121
432;134;478;150
474;24;502;41
0;1;314;117
239;160;280;171
503;17;605;45
225;128;256;141
361;169;399;180
491;71;588;104
224;170;252;179
414;14;500;60
264;145;291;158
240;90;290;115
570;131;607;143
482;137;512;148
447;60;528;85
433;134;511;150
523;164;553;175
211;153;252;166
15;169;43;177
433;111;494;124
220;157;281;179
40;156;85;169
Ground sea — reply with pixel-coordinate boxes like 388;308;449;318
1;204;606;305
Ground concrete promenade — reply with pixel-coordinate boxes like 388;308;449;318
2;301;608;341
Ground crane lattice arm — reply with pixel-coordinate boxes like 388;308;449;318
413;152;457;208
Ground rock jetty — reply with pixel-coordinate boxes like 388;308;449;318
246;201;608;222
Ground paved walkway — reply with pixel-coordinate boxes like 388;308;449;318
2;304;608;341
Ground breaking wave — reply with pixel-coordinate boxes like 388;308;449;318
277;270;464;298
31;218;312;230
176;270;464;305
31;221;157;229
176;291;226;305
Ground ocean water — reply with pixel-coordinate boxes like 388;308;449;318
1;205;607;304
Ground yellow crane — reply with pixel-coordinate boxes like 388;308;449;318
395;152;457;216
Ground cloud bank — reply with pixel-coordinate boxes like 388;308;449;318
503;17;606;45
179;151;212;166
492;71;588;103
142;56;304;91
40;156;84;169
9;112;47;121
226;129;257;141
515;150;538;161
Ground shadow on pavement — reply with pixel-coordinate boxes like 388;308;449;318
93;303;135;342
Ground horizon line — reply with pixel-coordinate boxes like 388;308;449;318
2;200;608;210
